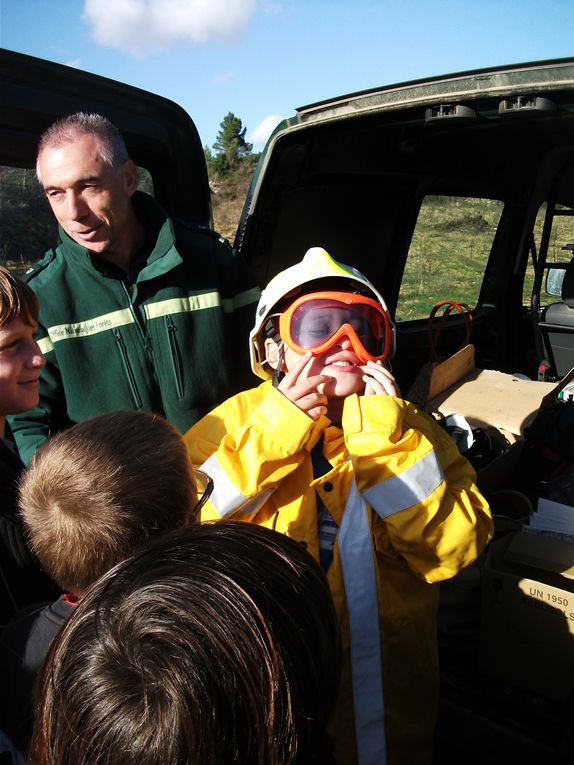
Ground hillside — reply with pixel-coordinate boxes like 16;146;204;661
209;161;256;244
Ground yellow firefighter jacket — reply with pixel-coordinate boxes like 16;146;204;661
184;381;493;765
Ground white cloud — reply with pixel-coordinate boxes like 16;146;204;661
83;0;257;58
248;114;285;150
210;70;236;87
65;58;82;69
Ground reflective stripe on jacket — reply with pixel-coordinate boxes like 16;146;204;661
185;381;493;765
9;192;260;463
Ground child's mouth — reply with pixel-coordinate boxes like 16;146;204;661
327;359;359;368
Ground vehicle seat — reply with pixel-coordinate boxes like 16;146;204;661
539;265;574;376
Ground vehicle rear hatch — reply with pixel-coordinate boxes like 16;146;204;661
237;58;574;293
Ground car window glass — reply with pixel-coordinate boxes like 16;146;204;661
395;195;503;322
0;165;154;275
0;166;58;275
524;202;574;307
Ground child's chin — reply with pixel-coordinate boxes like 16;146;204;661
323;375;364;398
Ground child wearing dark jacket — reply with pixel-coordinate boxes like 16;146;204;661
0;265;58;624
0;409;203;755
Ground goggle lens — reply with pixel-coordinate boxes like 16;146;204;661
279;292;391;362
291;299;384;355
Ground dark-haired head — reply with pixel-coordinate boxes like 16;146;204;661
29;521;341;765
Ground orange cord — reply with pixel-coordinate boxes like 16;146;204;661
428;300;473;362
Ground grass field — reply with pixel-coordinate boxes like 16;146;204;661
395;196;574;322
396;196;504;321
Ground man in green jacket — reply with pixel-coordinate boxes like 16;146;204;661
9;112;260;464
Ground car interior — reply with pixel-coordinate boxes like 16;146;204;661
236;69;574;393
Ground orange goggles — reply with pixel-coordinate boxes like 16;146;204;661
278;291;392;363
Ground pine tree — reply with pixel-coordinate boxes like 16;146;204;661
212;113;253;172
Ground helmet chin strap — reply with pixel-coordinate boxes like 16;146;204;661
272;342;286;387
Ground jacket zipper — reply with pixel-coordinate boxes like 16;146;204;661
166;316;184;398
113;329;143;408
119;279;159;386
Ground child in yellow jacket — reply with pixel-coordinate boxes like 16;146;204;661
185;247;493;765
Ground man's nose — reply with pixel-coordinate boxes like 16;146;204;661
67;191;87;220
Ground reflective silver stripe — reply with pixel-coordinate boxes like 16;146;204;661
363;449;445;520
201;453;273;517
338;480;387;765
37;336;54;354
46;308;134;343
43;288;260;347
144;293;220;320
221;286;261;313
143;287;260;320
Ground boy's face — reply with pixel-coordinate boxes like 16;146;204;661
286;340;367;397
266;333;367;399
0;317;45;415
264;295;400;421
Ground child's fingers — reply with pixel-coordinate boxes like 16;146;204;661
290;389;328;419
281;351;313;384
307;404;329;420
363;377;376;396
278;363;330;416
362;361;401;397
279;373;330;399
363;375;385;395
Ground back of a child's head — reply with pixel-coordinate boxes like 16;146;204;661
19;410;197;593
29;521;342;765
0;265;39;328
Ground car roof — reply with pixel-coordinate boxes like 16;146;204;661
237;57;574;289
295;57;574;119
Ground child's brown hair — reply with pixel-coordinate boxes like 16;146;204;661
19;410;197;594
0;266;39;328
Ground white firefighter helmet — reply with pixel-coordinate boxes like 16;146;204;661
249;246;396;380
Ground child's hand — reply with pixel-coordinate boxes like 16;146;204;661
278;352;330;420
361;360;401;397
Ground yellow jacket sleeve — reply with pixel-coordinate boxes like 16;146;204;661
185;382;328;520
342;393;493;583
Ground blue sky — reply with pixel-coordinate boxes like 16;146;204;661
2;0;573;151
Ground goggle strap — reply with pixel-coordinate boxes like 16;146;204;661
263;316;281;344
272;343;285;387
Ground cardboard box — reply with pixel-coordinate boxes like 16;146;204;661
480;531;574;700
423;347;574;493
428;346;557;437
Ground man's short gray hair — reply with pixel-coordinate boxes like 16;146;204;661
36;112;129;182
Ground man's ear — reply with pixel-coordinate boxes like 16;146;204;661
123;159;139;197
264;337;281;370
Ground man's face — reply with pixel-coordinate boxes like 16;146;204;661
38;134;138;257
0;317;45;415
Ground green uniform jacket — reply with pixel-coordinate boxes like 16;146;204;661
9;193;260;464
